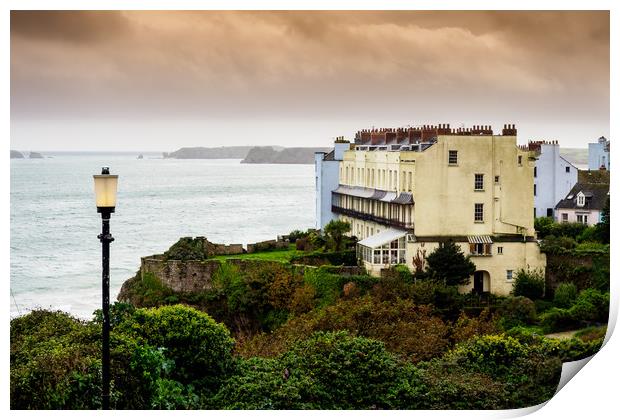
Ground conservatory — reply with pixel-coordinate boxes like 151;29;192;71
356;228;408;269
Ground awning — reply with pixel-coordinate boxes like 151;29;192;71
332;185;375;199
467;235;493;244
358;228;408;249
392;192;414;204
370;189;387;200
380;192;397;202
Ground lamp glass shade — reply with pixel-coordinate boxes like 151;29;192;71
93;174;118;209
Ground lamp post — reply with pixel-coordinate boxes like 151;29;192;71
93;167;118;410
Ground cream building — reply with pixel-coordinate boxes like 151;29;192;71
332;123;546;296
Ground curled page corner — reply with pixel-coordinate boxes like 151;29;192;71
555;355;595;395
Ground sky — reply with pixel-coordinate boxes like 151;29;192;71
10;10;610;151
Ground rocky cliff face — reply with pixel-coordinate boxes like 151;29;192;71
164;146;255;159
241;146;331;164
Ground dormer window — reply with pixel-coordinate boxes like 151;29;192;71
576;192;585;207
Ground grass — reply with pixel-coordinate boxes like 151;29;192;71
208;244;309;264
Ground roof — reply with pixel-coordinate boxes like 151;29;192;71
333;185;415;205
358;228;408;248
322;149;336;161
392;192;414;204
555;182;609;211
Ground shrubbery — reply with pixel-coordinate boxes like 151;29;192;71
498;296;537;329
553;283;578;308
512;269;545;300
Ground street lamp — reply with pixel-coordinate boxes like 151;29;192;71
93;167;118;410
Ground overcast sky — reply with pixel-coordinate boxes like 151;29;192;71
10;10;609;151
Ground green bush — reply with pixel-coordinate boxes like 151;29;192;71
215;331;408;409
534;217;555;238
448;335;528;377
569;289;609;323
539;307;578;333
540;235;577;254
553;283;578;308
512;269;545;300
539;337;603;362
498;296;537;330
116;305;235;388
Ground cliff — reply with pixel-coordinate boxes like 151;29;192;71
10;150;24;159
241;146;331;164
164;146;255;159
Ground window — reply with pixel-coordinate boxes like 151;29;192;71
474;174;484;190
534;167;537;178
562;213;568;223
566;166;570;173
497;246;503;255
577;214;589;225
474;203;484;222
518;156;523;166
534;184;537;196
448;150;458;165
577;193;585;207
506;270;513;280
470;243;492;256
495;175;500;184
547;208;553;217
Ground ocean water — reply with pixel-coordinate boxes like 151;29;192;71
10;154;315;319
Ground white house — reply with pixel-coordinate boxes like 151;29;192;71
588;136;610;170
315;138;351;229
555;182;609;226
530;141;578;219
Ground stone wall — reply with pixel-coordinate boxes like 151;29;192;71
141;255;222;293
246;239;289;254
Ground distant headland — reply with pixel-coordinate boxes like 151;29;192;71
164;145;331;164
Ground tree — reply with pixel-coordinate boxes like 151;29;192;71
323;219;351;252
425;241;476;286
596;196;610;244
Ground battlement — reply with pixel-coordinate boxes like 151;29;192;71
354;123;517;145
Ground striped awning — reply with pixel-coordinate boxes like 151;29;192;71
392;192;414;204
380;192;397;202
467;235;493;244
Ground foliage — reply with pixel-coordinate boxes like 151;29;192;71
538;337;603;362
539;235;577;254
512;269;545;300
539;308;579;334
238;297;451;363
497;296;537;330
448;334;528;377
116;305;235;388
163;237;208;261
323;219;352;252
570;288;609;323
574;326;607;342
119;272;177;308
534;217;555;238
215;332;407;409
597;196;610;244
289;250;357;266
553;282;578;309
425;241;476;286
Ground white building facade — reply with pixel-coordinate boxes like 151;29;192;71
315;139;351;229
531;141;578;219
588;136;610;170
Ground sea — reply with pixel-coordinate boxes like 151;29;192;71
10;153;316;319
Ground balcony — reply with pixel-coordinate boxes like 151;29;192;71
332;205;414;230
